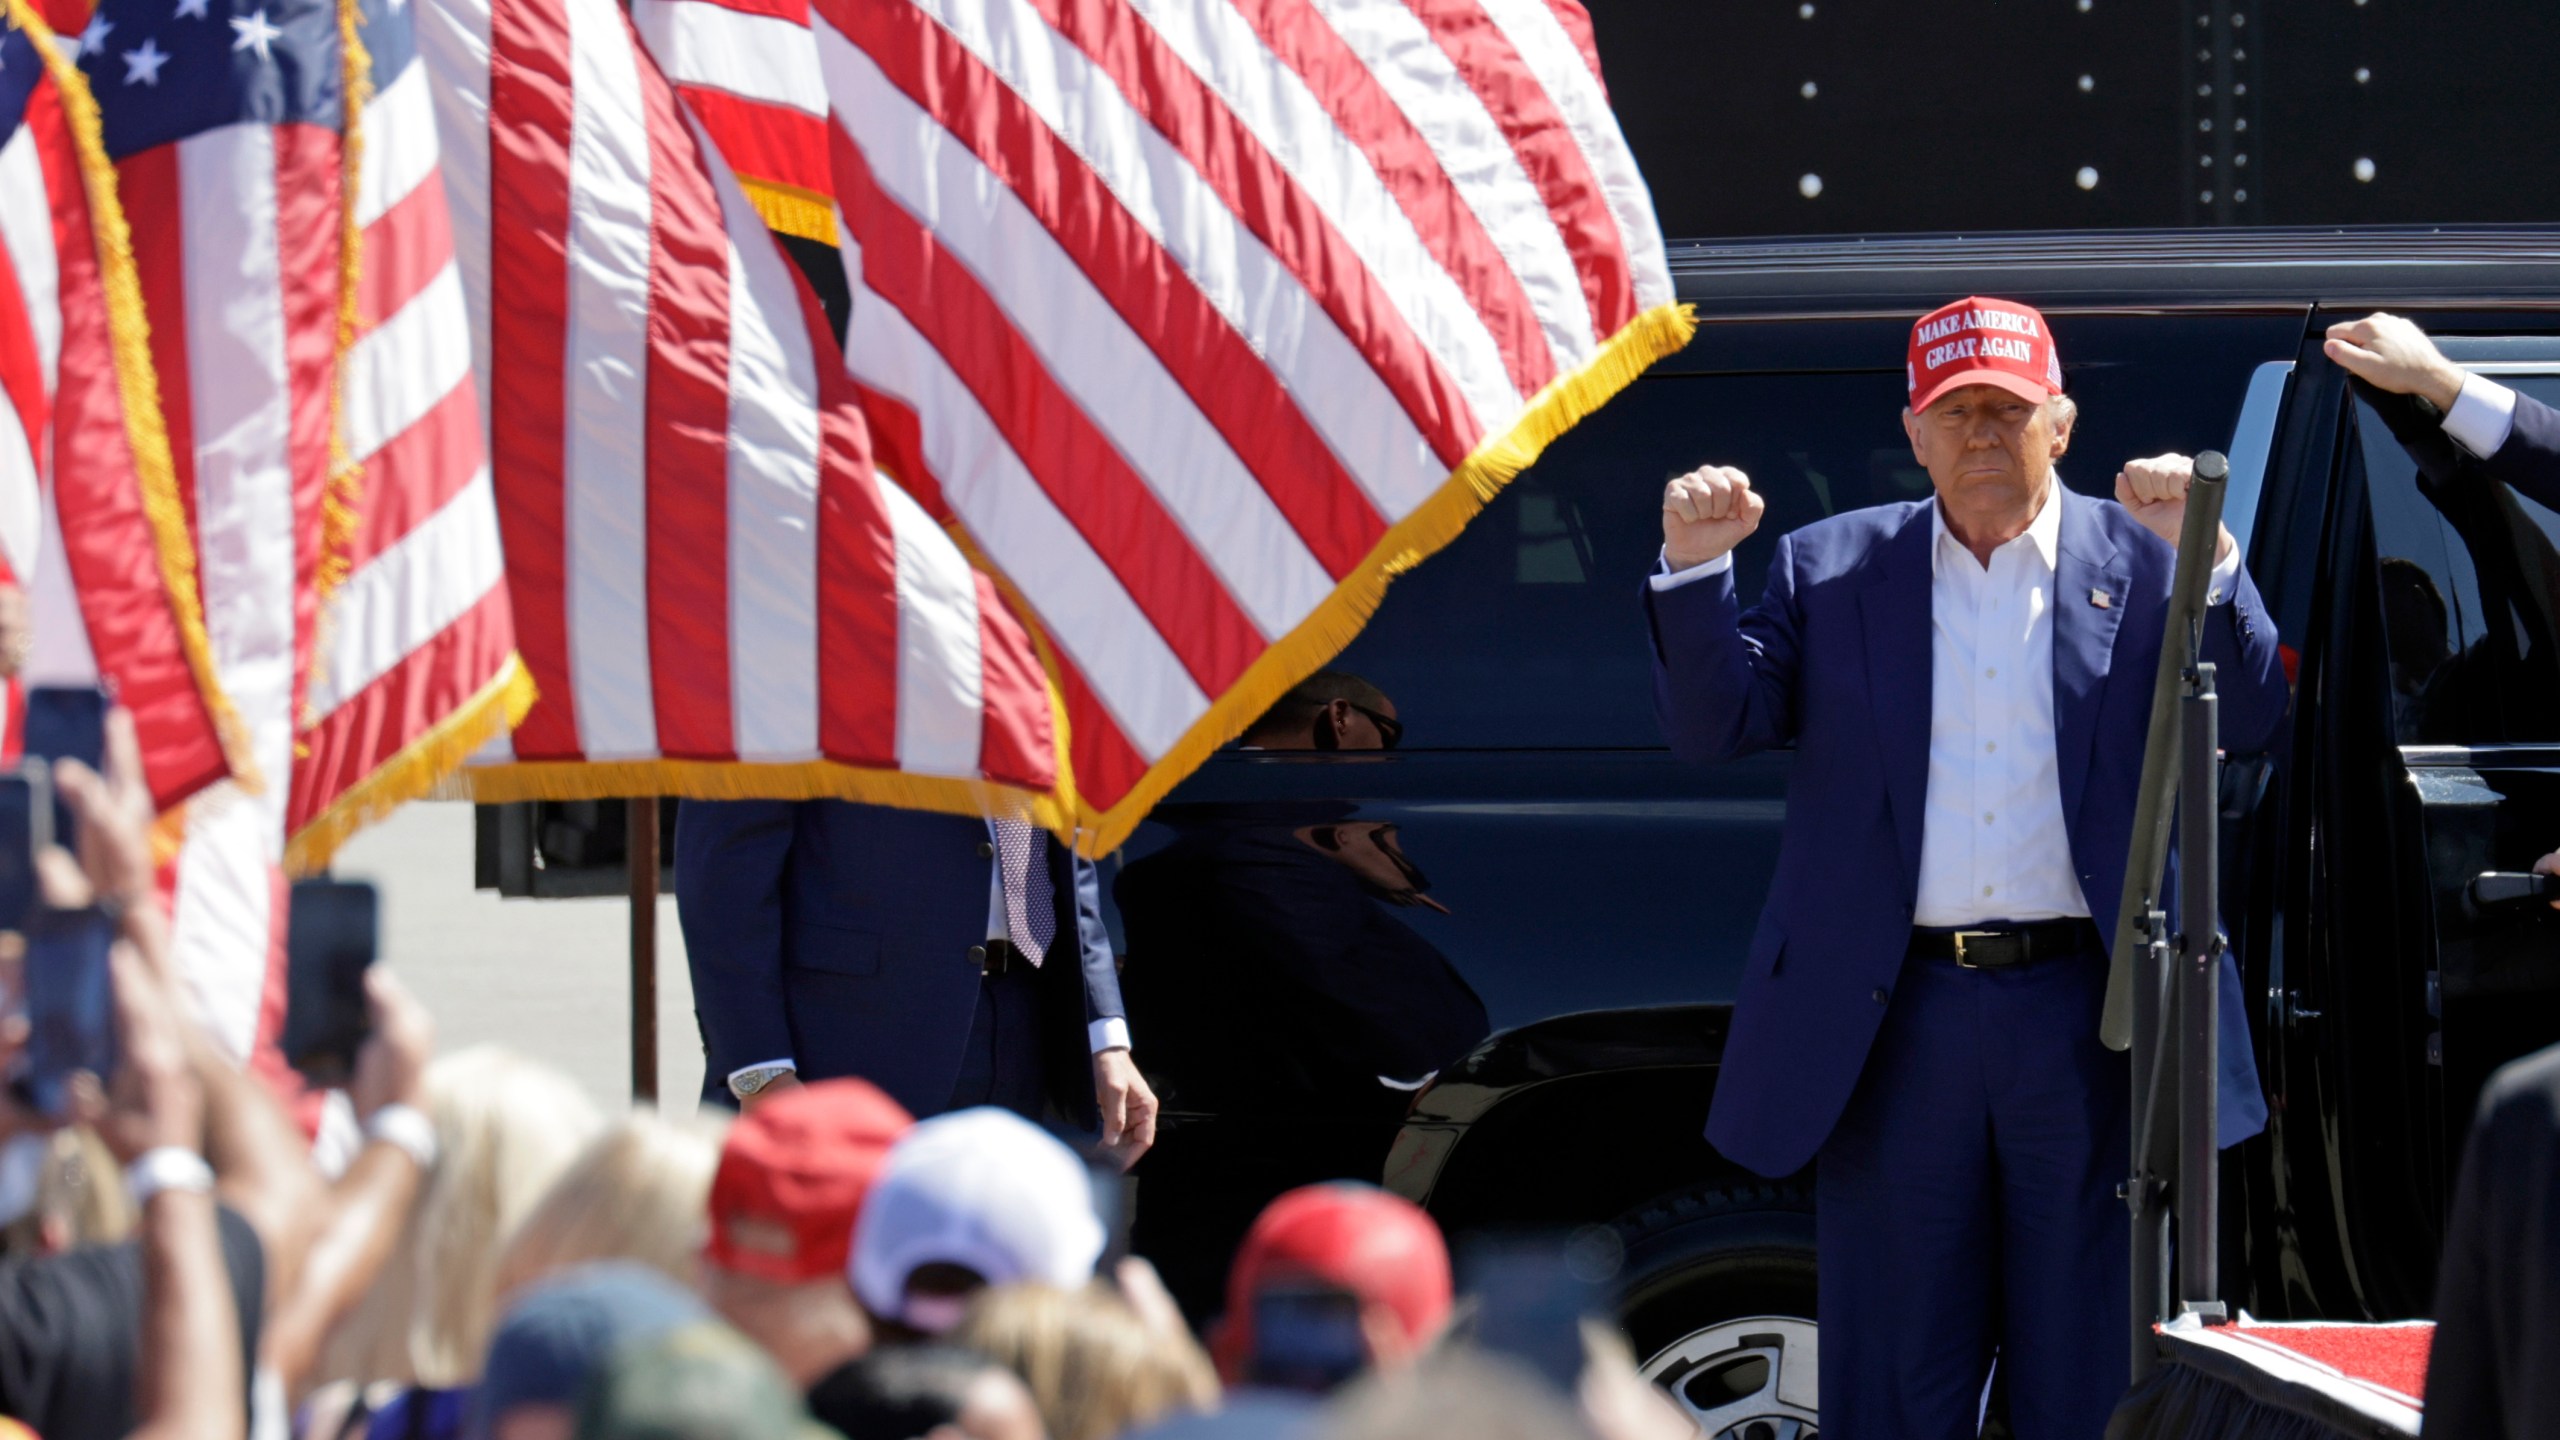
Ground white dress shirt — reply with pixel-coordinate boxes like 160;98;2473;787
1654;478;2240;928
2442;373;2519;460
1910;486;2085;926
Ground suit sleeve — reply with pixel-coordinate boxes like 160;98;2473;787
1070;849;1128;1040
1644;533;1806;763
673;800;800;1077
2197;559;2290;755
2485;388;2560;515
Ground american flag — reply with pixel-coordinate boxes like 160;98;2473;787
644;0;1686;852
420;0;1068;823
631;0;832;245
0;0;251;808
69;0;522;1064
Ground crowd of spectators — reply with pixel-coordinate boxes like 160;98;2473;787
0;710;1697;1440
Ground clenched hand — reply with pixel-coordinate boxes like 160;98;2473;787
1661;465;1765;572
2115;453;2235;564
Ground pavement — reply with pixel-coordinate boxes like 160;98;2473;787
332;800;708;1114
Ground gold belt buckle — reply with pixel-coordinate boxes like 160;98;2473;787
1952;930;1997;968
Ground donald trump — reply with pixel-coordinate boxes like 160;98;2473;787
1644;297;2288;1435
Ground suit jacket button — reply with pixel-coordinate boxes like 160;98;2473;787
976;840;995;859
1872;987;1889;1005
968;945;989;970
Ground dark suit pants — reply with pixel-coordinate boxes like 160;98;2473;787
1815;944;2130;1440
949;963;1047;1118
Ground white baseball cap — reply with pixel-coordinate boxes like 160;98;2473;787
848;1107;1105;1332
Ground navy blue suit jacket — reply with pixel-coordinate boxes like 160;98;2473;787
673;801;1126;1123
1646;488;2289;1178
2482;388;2560;513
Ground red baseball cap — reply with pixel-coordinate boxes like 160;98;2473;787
1906;295;2064;413
1215;1183;1452;1381
703;1078;914;1285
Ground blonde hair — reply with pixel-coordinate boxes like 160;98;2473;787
493;1110;726;1301
315;1046;603;1387
953;1284;1219;1440
0;1128;132;1253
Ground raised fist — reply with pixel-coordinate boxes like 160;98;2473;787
2115;453;2235;563
1662;465;1765;572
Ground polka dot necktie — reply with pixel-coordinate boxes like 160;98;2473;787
991;818;1054;966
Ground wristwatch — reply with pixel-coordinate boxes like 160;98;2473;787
729;1064;795;1099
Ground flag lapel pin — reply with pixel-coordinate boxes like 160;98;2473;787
2090;588;2112;609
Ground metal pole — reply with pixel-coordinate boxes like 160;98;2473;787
2128;903;2172;1381
2103;448;2230;1048
2116;449;2232;1383
2175;671;2223;1315
628;796;660;1105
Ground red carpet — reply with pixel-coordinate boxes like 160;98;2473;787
2107;1318;2433;1440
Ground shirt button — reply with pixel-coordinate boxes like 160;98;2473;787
1985;741;1997;754
1983;884;1995;897
1983;812;1996;825
1985;667;1998;680
1872;987;1890;1005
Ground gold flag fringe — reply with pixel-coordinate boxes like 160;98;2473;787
465;751;1073;838
1071;299;1698;856
304;0;372;732
283;655;539;873
741;178;839;246
4;0;262;793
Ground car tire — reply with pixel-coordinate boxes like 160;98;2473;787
1610;1182;1820;1440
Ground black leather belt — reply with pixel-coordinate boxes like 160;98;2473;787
969;939;1029;976
1908;919;2100;969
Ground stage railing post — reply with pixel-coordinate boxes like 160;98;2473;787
628;796;660;1105
2115;450;2231;1383
2175;666;2223;1319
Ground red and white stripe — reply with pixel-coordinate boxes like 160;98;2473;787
717;0;1683;842
631;0;833;239
1;44;242;810
421;0;1061;801
288;36;521;867
118;115;341;1063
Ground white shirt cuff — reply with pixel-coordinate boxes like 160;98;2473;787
2205;540;2242;607
1089;1018;1131;1054
1649;547;1732;592
2442;373;2518;460
727;1058;797;1086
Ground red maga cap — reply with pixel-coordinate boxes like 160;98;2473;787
1214;1183;1452;1382
704;1078;914;1285
1906;296;2063;413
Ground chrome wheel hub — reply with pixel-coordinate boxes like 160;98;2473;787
1638;1315;1819;1440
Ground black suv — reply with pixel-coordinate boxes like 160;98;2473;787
1098;229;2560;1436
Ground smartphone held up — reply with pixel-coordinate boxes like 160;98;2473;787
282;879;381;1088
1;686;117;1119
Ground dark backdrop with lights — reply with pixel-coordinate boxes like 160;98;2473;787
1588;0;2560;239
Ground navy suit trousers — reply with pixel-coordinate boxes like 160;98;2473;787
1815;944;2129;1440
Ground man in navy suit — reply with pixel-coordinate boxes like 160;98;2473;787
2324;311;2560;512
675;802;1157;1167
1646;296;2289;1436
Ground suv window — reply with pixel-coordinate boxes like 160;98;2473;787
1337;369;1910;750
1335;315;2298;750
2362;375;2560;746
